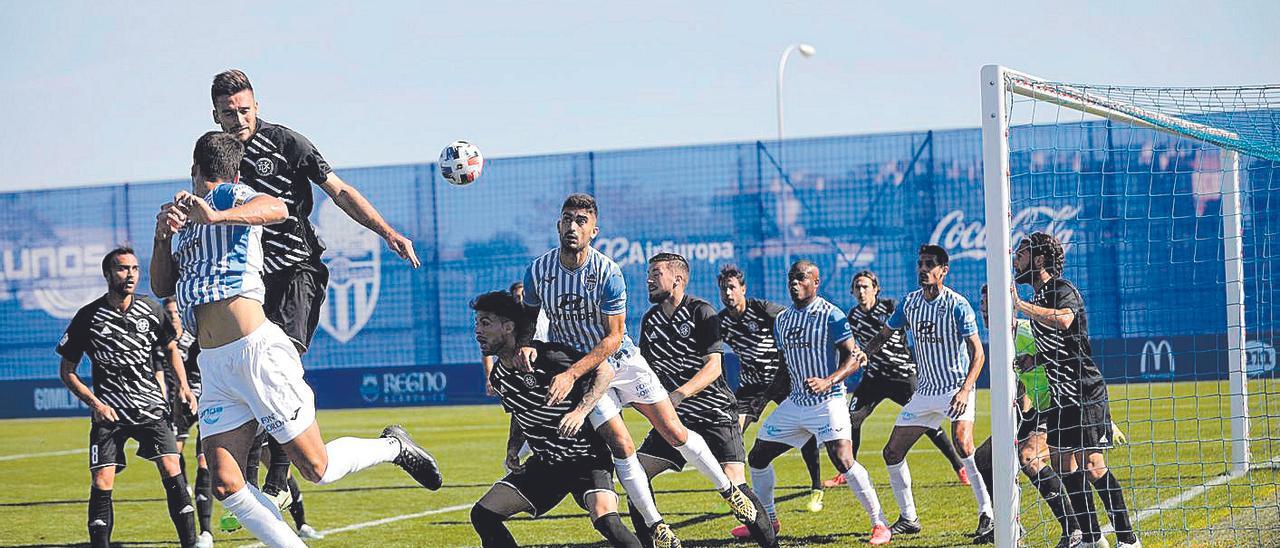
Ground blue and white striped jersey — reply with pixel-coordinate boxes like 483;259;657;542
172;183;267;332
887;286;978;396
774;297;854;406
523;247;640;360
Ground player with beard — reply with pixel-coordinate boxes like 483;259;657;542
634;254;776;548
745;260;891;546
716;265;826;513
862;245;992;539
159;297;216;547
518;193;761;548
58;248;198;548
1013;232;1139;548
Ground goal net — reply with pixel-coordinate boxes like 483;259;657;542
981;66;1280;547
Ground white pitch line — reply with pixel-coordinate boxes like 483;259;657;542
0;448;88;461
237;503;472;547
1101;456;1280;533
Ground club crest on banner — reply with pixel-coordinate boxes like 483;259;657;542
315;199;381;343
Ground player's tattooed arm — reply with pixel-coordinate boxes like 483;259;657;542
559;364;614;437
505;419;526;472
547;313;624;405
59;358;117;423
320;174;420;268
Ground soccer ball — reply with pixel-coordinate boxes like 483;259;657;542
439;140;483;186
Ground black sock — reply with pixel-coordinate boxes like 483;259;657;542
88;487;113;548
1063;471;1101;541
850;424;862;461
926;427;964;471
593;512;642;548
162;474;198;547
1029;466;1078;537
470;504;517;548
738;483;779;548
1091;471;1136;543
800;436;823;489
264;439;291;494
974;438;995;500
178;453;188;483
287;476;307;527
245;436;264;488
627;502;654;548
195;466;213;534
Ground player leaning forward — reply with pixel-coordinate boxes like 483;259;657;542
518;193;762;548
745;260;891;546
150;132;441;547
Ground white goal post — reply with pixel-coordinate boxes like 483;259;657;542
980;65;1253;548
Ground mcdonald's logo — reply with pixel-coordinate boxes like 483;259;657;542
1140;339;1176;376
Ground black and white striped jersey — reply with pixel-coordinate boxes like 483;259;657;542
640;295;736;426
57;295;172;425
159;329;201;398
718;299;787;389
847;298;915;380
1030;278;1107;407
489;341;610;465
240;120;333;274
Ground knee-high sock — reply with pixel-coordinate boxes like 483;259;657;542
674;430;732;492
738;483;779;547
927;427;964;471
1028;466;1078;536
264;438;292;494
245;434;265;488
317;437;400;485
162;474;198;546
1063;471;1101;541
88;487;113;548
748;465;777;521
470;504;517;548
178;453;189;483
800;436;823;489
615;455;662;527
886;461;917;521
286;476;307;527
194;466;213;534
220;484;305;547
627;501;655;548
594;512;643;548
1091;471;1136;543
960;455;993;516
845;461;887;528
975;441;995;500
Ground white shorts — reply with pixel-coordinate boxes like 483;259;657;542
197;321;317;443
757;396;852;448
588;348;668;427
895;388;976;428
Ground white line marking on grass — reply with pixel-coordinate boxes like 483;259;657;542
0;448;88;461
237;502;472;547
1101;456;1280;533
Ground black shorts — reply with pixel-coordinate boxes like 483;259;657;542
89;419;179;471
638;421;746;470
1017;407;1048;442
262;258;329;353
498;454;616;517
735;382;787;421
849;374;916;415
1044;402;1112;451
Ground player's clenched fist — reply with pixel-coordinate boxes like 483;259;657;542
175;191;223;225
155;201;188;238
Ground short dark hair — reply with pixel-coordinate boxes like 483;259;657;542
101;246;135;275
648;252;689;276
163;296;178;305
508;281;524;294
717;264;745;287
471;291;532;341
918;244;949;265
211;69;253;102
852;270;880;290
193;131;244;183
561;193;598;218
1020;231;1065;277
790;259;819;275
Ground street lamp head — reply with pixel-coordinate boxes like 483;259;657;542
798;43;816;57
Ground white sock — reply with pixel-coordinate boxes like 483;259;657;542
674;430;733;492
845;461;887;527
887;460;917;521
960;455;993;516
615;455;663;526
317;437;400;485
221;485;305;547
749;465;777;521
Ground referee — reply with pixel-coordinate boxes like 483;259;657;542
57;248;198;548
209;69;421;504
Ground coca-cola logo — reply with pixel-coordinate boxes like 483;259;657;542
929;205;1079;261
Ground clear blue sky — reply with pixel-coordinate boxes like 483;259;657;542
2;0;1276;191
